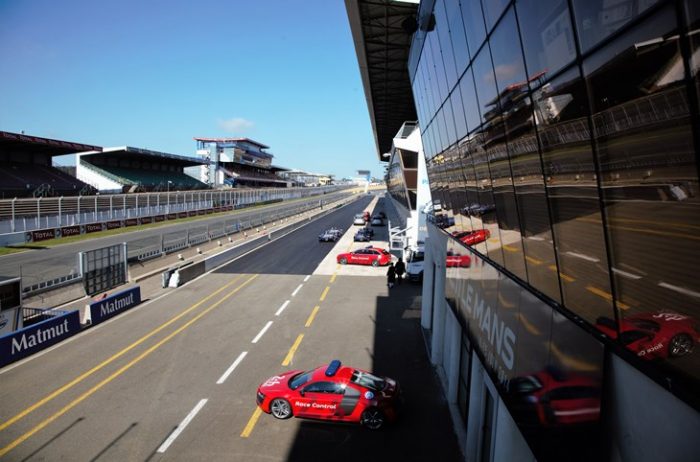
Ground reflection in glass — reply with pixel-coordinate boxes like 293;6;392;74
487;8;528;280
434;0;458;91
473;46;498;127
481;0;509;32
446;0;469;76
460;0;486;58
515;0;575;79
447;249;605;462
571;0;659;53
459;68;482;133
585;6;700;380
534;68;614;324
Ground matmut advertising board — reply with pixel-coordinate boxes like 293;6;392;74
0;311;81;368
88;287;141;325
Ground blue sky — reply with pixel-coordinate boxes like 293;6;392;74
0;0;383;179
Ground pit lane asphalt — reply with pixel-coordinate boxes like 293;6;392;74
0;195;461;461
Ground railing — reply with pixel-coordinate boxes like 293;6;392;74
16;191;357;297
0;185;346;234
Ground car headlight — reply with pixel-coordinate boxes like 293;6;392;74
256;391;265;404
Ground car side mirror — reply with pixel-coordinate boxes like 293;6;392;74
299;389;305;397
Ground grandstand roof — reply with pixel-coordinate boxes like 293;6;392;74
0;130;102;156
82;146;206;166
193;137;270;149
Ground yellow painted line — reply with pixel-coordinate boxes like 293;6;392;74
503;245;517;252
0;274;259;458
497;294;515;309
282;334;305;366
548;265;574;282
586;286;630;310
330;273;337;284
577;219;700;241
305;306;320;327
550;344;600;372
240;408;263;438
0;273;247;434
319;286;330;302
525;256;543;265
518;313;541;336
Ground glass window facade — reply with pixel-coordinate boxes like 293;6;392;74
412;0;700;456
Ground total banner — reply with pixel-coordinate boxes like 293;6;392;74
0;310;81;368
88;286;142;325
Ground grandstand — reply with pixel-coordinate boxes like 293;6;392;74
0;131;99;198
77;147;208;193
192;137;290;188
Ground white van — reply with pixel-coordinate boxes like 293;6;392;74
421;200;442;214
405;246;425;282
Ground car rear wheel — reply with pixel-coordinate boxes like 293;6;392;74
371;259;379;267
360;407;385;430
340;257;348;265
270;398;293;419
669;334;693;357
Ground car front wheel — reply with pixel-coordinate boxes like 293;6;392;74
360;407;385;430
371;259;379;267
270;398;293;419
669;334;693;357
339;257;348;265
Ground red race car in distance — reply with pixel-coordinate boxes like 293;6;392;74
256;360;402;430
337;247;391;266
596;312;700;359
452;229;491;246
446;252;471;267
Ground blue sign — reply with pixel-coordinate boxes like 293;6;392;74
0;311;80;368
89;286;141;325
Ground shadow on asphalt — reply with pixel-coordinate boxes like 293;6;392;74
284;282;462;462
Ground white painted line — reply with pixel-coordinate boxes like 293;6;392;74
275;300;291;316
157;399;208;453
565;251;600;263
217;351;248;385
252;321;273;343
304;275;311;282
612;268;643;280
659;282;700;299
291;284;303;297
527;236;545;241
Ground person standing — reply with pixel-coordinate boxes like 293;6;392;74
394;258;406;285
386;262;396;288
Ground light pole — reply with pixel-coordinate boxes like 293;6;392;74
167;181;173;213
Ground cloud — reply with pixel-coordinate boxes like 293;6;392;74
217;117;254;133
493;64;519;83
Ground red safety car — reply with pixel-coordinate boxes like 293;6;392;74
452;229;491;246
596;312;700;359
446;252;471;267
256;360;402;429
337;247;391;266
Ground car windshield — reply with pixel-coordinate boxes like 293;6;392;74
409;251;424;262
289;371;313;390
351;370;385;391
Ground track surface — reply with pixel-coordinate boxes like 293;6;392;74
0;197;462;461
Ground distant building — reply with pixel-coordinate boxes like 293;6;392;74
276;169;334;187
191;138;289;188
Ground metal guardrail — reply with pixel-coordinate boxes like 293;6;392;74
17;192;359;298
0;185;347;234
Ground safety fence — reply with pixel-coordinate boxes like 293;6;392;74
0;185;346;234
16;192;357;297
